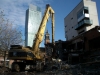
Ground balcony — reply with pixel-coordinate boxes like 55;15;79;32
75;20;93;30
78;13;89;22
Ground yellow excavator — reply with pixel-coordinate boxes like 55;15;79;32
8;4;55;72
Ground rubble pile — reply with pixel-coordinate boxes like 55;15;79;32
0;61;100;75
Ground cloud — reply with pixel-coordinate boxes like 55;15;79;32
0;0;53;26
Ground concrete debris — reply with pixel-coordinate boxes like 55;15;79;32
0;63;100;75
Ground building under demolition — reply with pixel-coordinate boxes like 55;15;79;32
64;0;100;64
66;26;100;64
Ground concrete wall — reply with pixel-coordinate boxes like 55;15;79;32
83;0;99;31
64;1;84;41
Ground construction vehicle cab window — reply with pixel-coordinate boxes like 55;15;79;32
8;4;55;72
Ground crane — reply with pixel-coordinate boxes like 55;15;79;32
8;4;55;72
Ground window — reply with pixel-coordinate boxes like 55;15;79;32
77;9;84;19
77;6;89;19
65;25;67;27
84;9;88;14
71;18;73;20
84;6;89;14
46;36;49;39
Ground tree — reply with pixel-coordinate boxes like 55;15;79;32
0;9;23;67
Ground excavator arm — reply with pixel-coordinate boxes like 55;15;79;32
32;4;55;59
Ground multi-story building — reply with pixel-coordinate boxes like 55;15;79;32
64;0;100;64
25;4;42;47
64;0;99;41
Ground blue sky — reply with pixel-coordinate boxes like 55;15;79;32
0;0;100;47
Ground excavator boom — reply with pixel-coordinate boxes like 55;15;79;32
32;4;55;59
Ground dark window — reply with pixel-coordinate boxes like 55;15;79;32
9;52;27;57
84;6;89;14
71;18;73;20
84;9;89;14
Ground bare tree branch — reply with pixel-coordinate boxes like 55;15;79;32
0;9;23;51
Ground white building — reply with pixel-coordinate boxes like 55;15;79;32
25;4;42;47
64;0;99;41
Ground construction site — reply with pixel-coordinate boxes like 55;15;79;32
0;0;100;75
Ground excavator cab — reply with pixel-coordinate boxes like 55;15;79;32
8;45;35;60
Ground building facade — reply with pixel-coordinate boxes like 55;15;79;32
25;4;42;47
64;0;99;41
64;0;100;64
